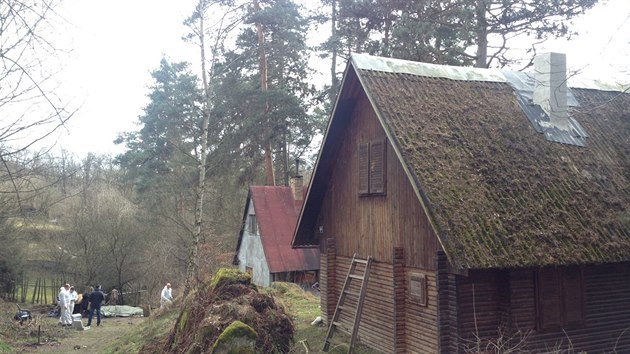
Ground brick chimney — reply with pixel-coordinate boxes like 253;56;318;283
290;158;303;201
533;52;570;131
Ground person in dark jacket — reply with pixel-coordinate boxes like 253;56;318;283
86;285;105;328
81;286;93;316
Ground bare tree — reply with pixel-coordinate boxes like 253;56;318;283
0;0;75;148
181;0;246;296
0;0;77;229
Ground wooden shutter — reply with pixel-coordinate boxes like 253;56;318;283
369;139;386;194
409;273;427;306
563;267;584;327
358;142;369;195
537;268;563;330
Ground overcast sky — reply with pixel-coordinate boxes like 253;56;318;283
50;0;630;158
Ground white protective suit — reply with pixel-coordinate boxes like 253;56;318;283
69;289;78;316
160;284;172;308
58;286;72;325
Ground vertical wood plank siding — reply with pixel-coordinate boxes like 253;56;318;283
314;85;441;351
317;95;440;269
457;263;630;352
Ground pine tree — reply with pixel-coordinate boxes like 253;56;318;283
212;0;321;186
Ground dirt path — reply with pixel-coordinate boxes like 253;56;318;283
18;316;145;353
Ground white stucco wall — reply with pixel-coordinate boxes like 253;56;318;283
236;200;272;287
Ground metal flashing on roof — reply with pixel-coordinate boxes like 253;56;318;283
568;76;630;92
503;70;588;147
352;53;506;83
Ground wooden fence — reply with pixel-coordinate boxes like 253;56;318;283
6;277;69;305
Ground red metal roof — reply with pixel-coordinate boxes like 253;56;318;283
250;186;319;273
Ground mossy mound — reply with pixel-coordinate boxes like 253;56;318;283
159;268;294;354
209;268;254;290
211;320;256;354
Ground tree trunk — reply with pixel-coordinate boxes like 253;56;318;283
253;0;276;186
184;0;211;297
330;0;339;100
474;0;489;68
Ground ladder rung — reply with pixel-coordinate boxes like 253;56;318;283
324;254;372;352
343;290;359;297
333;322;352;334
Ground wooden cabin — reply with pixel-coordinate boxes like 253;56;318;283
292;53;630;353
234;179;319;288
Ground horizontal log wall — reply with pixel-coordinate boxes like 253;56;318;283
457;263;630;353
405;266;439;353
457;270;508;352
332;256;395;354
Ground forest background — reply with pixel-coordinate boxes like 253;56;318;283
0;0;628;303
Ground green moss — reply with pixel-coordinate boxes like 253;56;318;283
174;305;190;346
211;320;257;354
210;268;251;289
0;341;12;353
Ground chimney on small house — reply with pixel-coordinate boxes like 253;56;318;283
290;158;303;201
533;52;570;131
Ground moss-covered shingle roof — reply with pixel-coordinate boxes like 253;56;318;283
355;55;630;270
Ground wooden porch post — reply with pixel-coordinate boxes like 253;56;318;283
393;247;406;352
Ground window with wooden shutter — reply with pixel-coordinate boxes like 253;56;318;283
536;267;584;331
370;139;386;194
409;273;427;306
358;138;387;196
358;142;369;195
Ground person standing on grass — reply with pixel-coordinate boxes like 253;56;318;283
68;286;78;316
58;283;72;326
82;286;93;316
86;285;105;328
160;283;172;308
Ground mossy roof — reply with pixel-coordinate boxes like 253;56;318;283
292;54;630;270
352;55;630;270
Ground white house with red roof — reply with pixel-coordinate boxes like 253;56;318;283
234;176;319;287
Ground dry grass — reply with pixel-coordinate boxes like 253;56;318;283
1;282;382;353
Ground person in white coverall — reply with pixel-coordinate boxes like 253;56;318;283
160;283;172;308
68;286;78;316
58;284;72;326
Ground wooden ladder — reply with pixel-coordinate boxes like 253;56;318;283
323;253;373;353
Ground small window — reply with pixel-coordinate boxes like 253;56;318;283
409;273;427;306
358;138;387;196
536;267;584;330
248;214;258;235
